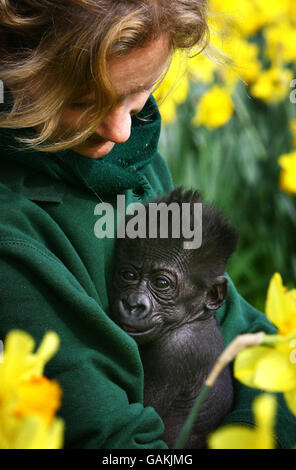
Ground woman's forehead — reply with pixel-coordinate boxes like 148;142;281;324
68;35;171;104
107;35;171;98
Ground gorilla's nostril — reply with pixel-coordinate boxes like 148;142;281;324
137;304;146;314
130;304;144;315
122;298;129;310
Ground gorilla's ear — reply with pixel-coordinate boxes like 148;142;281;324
205;276;228;311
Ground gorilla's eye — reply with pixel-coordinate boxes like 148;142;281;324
121;270;137;281
152;277;170;290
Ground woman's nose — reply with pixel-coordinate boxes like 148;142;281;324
95;105;132;144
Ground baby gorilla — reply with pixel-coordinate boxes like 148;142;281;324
110;188;238;448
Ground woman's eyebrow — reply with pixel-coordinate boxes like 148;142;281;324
72;81;158;105
116;81;157;100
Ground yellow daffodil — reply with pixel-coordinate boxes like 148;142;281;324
0;330;64;449
216;37;261;88
153;51;189;124
209;0;262;38
198;20;261;90
254;0;290;28
208;394;277;449
278;151;296;195
234;274;296;415
192;85;234;129
250;67;293;104
188;51;218;85
264;22;296;65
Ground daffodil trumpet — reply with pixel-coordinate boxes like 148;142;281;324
174;332;265;449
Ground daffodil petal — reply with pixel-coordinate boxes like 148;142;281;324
35;332;60;364
4;330;35;363
208;426;256;449
266;273;287;329
209;394;277;449
234;346;270;387
12;416;64;449
284;389;296;416
29;332;60;377
265;273;296;335
44;418;64;449
13;417;42;449
254;350;296;391
252;394;277;431
0;331;36;386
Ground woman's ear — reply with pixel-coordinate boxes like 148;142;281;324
205;275;229;310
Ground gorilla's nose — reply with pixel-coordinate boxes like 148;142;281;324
122;292;152;318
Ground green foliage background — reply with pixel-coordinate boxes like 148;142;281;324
159;81;296;311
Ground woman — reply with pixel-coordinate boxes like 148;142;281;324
0;0;295;449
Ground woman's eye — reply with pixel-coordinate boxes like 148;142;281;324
153;277;170;289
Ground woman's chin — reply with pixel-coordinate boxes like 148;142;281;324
73;140;115;159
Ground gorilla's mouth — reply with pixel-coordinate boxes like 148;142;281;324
121;323;155;335
122;324;137;333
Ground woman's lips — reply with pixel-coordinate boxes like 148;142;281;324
86;136;107;147
74;136;116;158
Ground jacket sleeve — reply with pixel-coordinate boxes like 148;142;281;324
216;276;296;449
0;239;167;449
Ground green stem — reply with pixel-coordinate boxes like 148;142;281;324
233;87;267;161
174;384;211;449
261;334;282;346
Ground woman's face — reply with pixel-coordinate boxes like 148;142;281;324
61;35;170;159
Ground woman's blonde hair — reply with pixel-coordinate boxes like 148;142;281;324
0;0;209;151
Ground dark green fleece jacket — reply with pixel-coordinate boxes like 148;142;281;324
0;97;295;449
